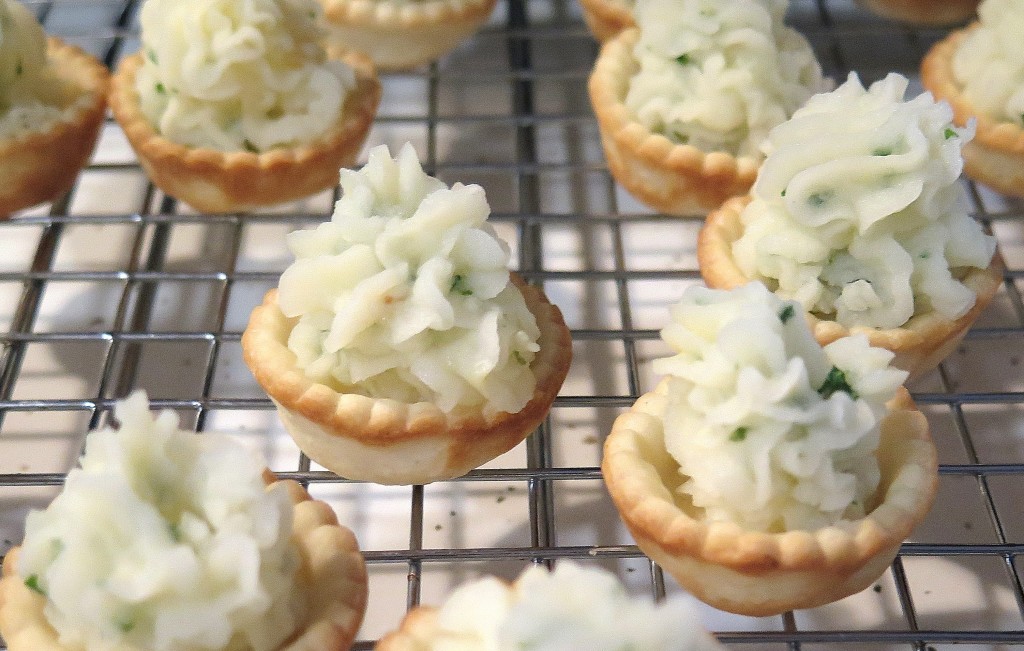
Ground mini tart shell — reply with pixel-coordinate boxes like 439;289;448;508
319;0;497;71
0;474;368;651
578;0;634;42
854;0;980;26
602;382;938;617
921;25;1024;198
0;38;108;217
588;28;760;216
108;49;380;214
697;195;1004;383
374;605;442;650
242;275;572;486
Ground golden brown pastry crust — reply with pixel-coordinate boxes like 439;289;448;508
108;49;380;214
855;0;980;25
0;475;367;651
242;274;572;485
698;195;1004;382
588;28;759;217
0;38;108;218
602;382;937;617
921;25;1024;197
319;0;497;71
374;605;439;650
578;0;634;42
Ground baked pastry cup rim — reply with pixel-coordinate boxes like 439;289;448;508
588;27;760;215
0;37;109;217
0;475;367;651
321;0;497;30
601;380;937;615
697;195;1004;381
107;49;380;213
921;25;1024;154
241;274;572;483
577;0;635;42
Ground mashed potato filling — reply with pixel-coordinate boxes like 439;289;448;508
732;73;996;329
17;391;301;651
952;0;1024;127
136;0;355;152
652;283;908;533
423;562;724;650
624;0;827;157
279;144;541;417
0;0;70;138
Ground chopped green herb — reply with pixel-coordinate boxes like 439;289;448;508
919;251;930;259
817;366;858;399
944;127;957;140
450;274;473;296
513;350;528;365
168;522;182;542
115;615;136;633
15;58;22;76
729;427;748;442
24;574;45;596
147;49;157;65
780;188;787;197
242;139;259;153
675;53;691;65
155;82;166;94
808;191;831;208
672;130;690;145
872;147;892;156
778;304;795;323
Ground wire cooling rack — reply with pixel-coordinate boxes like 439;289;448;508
2;0;1024;648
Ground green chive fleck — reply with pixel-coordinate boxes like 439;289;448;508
155;82;166;94
15;58;22;76
872;147;892;156
243;139;259;153
147;49;157;65
808;191;830;208
513;350;527;365
780;188;787;197
450;274;473;296
729;427;748;442
817;366;858;399
919;251;930;259
115;616;136;633
779;305;795;324
672;130;690;144
675;53;691;65
24;574;45;596
944;127;957;140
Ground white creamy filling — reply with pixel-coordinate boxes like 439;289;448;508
0;0;72;138
624;0;827;157
136;0;355;152
652;283;907;533
428;562;725;650
732;73;996;329
279;144;540;417
17;391;301;651
952;0;1024;127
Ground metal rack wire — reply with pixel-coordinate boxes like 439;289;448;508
2;0;1024;648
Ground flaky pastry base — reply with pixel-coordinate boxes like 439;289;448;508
0;474;367;651
319;0;497;71
242;275;572;485
374;605;442;650
108;50;380;214
0;38;108;218
921;26;1024;197
588;28;760;216
602;382;937;617
854;0;979;25
698;196;1004;383
578;0;634;42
